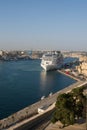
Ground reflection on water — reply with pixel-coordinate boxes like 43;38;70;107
40;70;55;91
40;71;47;90
0;60;76;119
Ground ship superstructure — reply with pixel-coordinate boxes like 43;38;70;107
41;51;63;71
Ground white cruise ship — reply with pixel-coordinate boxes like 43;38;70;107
41;51;63;71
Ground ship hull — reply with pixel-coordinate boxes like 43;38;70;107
41;63;61;71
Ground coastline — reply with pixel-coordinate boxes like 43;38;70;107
57;69;81;81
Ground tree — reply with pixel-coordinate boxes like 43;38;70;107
51;86;86;126
52;93;75;126
71;87;86;119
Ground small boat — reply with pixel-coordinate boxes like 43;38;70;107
41;96;45;100
49;92;53;96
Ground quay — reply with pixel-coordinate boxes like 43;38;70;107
0;80;87;130
57;70;81;81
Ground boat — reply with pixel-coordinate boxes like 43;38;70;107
41;96;45;100
49;92;53;96
41;51;63;71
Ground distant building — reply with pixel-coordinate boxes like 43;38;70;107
0;50;3;56
32;51;43;59
76;62;87;77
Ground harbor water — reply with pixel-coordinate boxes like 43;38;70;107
0;60;76;119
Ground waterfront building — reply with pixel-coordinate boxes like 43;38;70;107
0;50;3;56
76;61;87;77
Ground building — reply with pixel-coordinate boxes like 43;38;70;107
0;50;3;56
76;62;87;77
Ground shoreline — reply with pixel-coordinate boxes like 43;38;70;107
57;69;81;81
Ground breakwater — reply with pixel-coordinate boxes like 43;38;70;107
0;80;87;130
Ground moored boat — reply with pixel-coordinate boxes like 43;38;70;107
41;96;45;100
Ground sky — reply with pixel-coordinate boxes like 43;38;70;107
0;0;87;51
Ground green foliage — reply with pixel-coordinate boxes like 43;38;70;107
71;87;84;97
51;117;57;124
51;86;86;126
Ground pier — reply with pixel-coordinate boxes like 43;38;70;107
0;80;87;130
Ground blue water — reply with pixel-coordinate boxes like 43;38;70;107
0;60;76;119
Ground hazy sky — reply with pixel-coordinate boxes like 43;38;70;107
0;0;87;51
